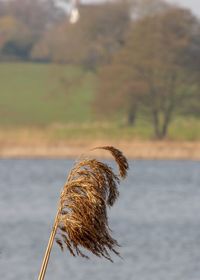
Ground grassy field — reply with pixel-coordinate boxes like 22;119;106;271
0;62;199;141
0;62;96;125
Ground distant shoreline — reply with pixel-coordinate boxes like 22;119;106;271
0;140;199;160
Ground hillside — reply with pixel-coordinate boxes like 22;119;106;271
0;63;199;142
0;63;96;126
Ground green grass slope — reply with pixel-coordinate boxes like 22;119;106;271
0;62;199;141
0;63;96;126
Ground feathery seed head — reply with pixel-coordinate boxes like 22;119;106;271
56;146;129;261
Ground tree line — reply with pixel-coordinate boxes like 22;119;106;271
0;0;168;64
0;0;65;60
0;0;200;139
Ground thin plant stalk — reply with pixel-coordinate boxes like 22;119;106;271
37;146;129;279
37;211;60;280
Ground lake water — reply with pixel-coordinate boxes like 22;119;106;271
0;159;200;280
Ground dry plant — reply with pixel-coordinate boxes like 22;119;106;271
38;146;129;280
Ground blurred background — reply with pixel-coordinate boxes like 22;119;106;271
0;1;200;280
0;0;199;157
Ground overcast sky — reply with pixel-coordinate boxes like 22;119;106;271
166;0;200;17
82;0;200;17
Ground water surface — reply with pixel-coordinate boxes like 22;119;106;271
0;159;199;280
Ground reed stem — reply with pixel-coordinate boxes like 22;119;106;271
37;211;59;280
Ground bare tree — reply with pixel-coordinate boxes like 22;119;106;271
94;7;200;138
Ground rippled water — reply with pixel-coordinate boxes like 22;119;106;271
0;159;200;280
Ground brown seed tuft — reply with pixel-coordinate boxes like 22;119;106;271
56;146;128;261
93;146;129;178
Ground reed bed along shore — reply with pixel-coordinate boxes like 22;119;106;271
0;140;199;160
0;126;199;159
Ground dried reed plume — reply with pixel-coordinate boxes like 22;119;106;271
38;146;128;280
